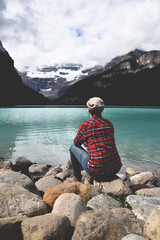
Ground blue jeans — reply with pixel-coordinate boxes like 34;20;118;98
69;144;92;179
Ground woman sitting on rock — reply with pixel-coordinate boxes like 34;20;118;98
68;97;122;183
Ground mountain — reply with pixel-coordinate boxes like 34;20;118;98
52;49;160;106
0;41;51;106
19;64;103;100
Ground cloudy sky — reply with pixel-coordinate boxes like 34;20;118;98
1;0;160;71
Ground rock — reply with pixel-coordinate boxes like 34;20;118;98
43;181;99;207
121;234;149;240
12;156;33;176
94;175;132;196
143;207;160;240
126;195;160;221
44;166;62;177
29;164;50;182
129;172;156;185
55;168;72;181
0;216;25;240
136;188;160;197
72;208;144;240
52;193;87;227
129;184;150;194
35;175;62;194
21;213;71;240
0;160;12;169
0;168;39;195
116;173;127;181
0;183;48;218
87;193;122;210
126;167;141;177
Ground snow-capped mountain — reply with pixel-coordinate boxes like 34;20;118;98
20;63;103;100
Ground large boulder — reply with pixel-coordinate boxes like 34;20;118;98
0;216;25;240
21;213;71;240
126;195;160;221
72;208;144;240
43;181;99;207
87;193;122;210
94;175;132;196
0;168;39;195
143;207;160;240
0;183;48;218
136;188;160;197
35;175;62;194
52;193;87;227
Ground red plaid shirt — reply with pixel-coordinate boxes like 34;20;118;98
74;114;122;175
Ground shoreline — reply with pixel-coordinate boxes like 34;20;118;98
1;105;160;108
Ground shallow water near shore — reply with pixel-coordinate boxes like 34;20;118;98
0;107;160;176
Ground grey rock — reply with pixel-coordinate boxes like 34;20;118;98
55;168;72;181
35;175;62;193
126;195;160;221
0;168;39;195
94;175;132;196
0;160;12;169
129;172;156;185
29;164;50;182
0;216;26;240
121;234;149;240
0;183;48;218
21;213;71;240
44;165;62;177
87;193;122;210
52;193;87;227
12;156;33;176
116;173;127;181
143;207;160;240
72;208;144;240
136;188;160;197
126;167;141;177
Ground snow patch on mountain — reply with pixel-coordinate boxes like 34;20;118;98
23;63;89;82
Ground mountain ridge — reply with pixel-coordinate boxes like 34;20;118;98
0;41;52;106
52;49;160;106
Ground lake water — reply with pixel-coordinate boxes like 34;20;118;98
0;107;160;175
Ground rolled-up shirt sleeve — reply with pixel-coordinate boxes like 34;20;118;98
74;124;85;146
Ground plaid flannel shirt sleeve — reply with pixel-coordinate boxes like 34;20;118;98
74;124;85;146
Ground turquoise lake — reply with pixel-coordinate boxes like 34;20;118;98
0;107;160;175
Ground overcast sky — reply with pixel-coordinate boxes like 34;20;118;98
1;0;160;71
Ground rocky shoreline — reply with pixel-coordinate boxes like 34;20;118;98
0;157;160;240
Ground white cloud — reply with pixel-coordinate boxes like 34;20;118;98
1;0;160;71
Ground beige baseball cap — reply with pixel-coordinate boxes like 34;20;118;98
86;97;104;110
